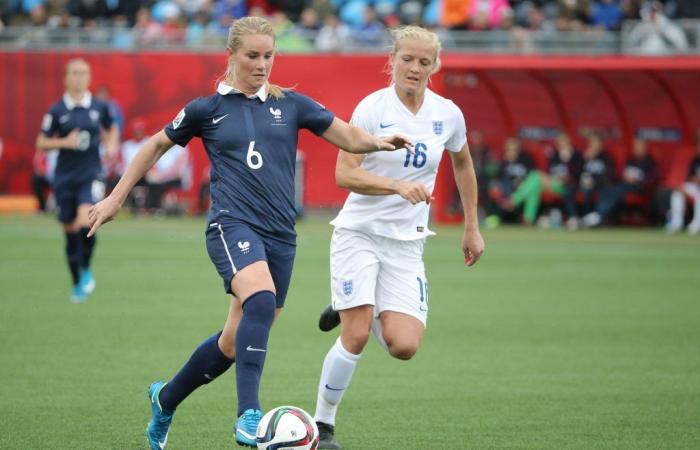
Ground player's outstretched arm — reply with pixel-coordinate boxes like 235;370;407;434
450;143;484;266
335;151;431;204
87;130;174;236
321;117;412;154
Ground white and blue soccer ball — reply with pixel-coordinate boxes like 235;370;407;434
256;406;319;450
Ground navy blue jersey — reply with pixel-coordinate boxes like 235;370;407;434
499;153;534;183
165;84;335;244
548;150;583;185
581;151;615;188
41;93;114;188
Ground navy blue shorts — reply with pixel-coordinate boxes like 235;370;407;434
205;220;296;308
54;179;104;224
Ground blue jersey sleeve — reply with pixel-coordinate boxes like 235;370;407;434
292;92;335;136
164;98;203;146
40;104;60;137
100;101;115;130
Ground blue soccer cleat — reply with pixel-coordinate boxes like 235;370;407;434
79;268;96;294
147;381;174;450
235;408;262;447
71;284;86;303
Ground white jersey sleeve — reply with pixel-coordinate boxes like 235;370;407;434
349;95;378;135
444;101;468;152
331;87;468;241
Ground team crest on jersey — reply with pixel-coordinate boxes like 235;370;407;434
89;109;99;123
342;280;353;296
432;121;443;136
269;107;286;126
237;241;251;254
172;108;186;129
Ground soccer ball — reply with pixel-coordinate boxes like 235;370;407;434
256;406;319;450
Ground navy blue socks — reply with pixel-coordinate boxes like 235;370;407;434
80;227;96;269
159;331;235;412
235;290;276;416
65;231;82;285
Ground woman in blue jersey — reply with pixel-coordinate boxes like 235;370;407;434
87;16;409;450
36;58;119;303
313;26;485;449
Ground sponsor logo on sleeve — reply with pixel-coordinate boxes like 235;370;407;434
172;108;186;129
41;114;53;131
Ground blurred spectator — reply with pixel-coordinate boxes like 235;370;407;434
268;0;307;22
212;0;245;22
505;132;583;225
582;138;657;227
67;0;111;23
115;0;144;26
176;0;211;21
468;130;499;219
441;0;471;29
32;149;58;212
133;6;162;46
315;13;351;52
298;6;320;32
186;10;219;47
270;10;313;52
95;85;124;135
568;134;614;228
158;2;186;44
555;0;592;31
115;118;149;209
353;6;386;47
667;137;700;234
144;143;190;213
627;0;689;54
490;137;534;223
469;0;512;30
591;0;624;30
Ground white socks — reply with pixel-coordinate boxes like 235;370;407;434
314;337;361;426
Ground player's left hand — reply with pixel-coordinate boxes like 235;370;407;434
462;228;484;267
378;134;413;152
87;195;121;237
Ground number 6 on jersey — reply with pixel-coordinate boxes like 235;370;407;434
246;140;263;169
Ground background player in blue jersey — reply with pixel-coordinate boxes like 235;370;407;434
36;58;119;303
86;16;410;450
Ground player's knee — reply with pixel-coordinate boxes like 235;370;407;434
242;290;276;325
341;328;370;354
386;338;420;360
218;333;236;359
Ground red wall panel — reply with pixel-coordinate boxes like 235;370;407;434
1;53;699;215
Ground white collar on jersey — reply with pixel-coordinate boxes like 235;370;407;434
63;92;92;110
216;82;267;102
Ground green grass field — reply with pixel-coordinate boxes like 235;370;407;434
1;214;699;449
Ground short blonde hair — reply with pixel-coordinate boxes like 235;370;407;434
224;16;286;99
389;26;442;74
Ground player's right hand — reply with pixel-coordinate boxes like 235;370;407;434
87;196;120;237
64;129;81;149
394;180;432;205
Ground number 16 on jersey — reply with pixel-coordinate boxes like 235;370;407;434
404;142;427;169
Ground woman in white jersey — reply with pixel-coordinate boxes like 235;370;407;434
313;26;485;449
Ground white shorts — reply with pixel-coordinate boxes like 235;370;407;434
330;227;429;326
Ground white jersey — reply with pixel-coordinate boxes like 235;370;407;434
331;86;467;241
